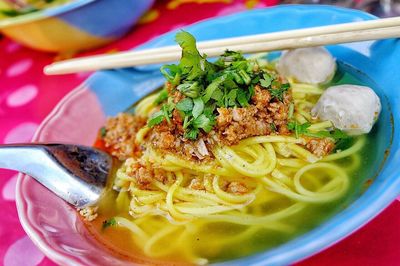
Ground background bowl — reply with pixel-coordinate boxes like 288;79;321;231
0;0;154;52
16;5;400;266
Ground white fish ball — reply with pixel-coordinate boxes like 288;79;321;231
311;84;381;135
277;47;336;84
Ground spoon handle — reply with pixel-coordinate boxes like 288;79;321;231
0;144;105;207
0;144;47;173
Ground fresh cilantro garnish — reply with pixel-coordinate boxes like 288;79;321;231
160;64;181;85
288;121;311;138
192;97;204;118
154;88;168;105
288;121;352;152
215;50;246;67
270;123;277;132
148;31;292;140
303;128;347;139
100;127;107;138
176;98;194;113
175;31;213;81
177;82;202;98
260;73;272;88
193;114;214;133
148;103;174;127
334;136;353;151
203;74;227;103
162;103;173;124
148;110;165;127
237;89;249;107
102;217;116;230
269;81;290;101
226;89;238;107
184;128;199;140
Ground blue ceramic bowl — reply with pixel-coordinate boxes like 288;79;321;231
16;5;400;266
0;0;154;52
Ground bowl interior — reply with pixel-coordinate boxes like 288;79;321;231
16;5;400;266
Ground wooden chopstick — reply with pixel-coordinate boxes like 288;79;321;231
44;17;400;75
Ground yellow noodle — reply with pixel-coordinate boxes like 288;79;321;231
287;143;320;163
322;136;366;161
308;121;333;132
212;176;256;204
136;126;151;143
135;93;158;117
273;143;292;157
277;158;307;168
143;224;183;257
291;84;324;94
295;113;308;124
114;217;148;242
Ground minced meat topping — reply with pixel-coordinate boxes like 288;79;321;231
101;32;348;164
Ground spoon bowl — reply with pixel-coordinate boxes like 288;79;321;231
0;143;111;208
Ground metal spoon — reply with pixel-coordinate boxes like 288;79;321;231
0;143;112;208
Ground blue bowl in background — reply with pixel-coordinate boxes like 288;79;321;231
0;0;154;52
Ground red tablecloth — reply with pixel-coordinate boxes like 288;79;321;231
0;1;399;265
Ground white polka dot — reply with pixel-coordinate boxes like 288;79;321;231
7;85;38;107
4;236;45;266
6;59;33;77
4;123;39;144
2;174;18;201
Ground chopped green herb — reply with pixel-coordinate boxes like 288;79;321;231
160;64;181;85
192;97;204;119
215;50;246;67
334;136;353;151
237;89;249;107
100;127;107;138
148;31;295;140
226;89;238;107
304;129;349;140
102;217;116;230
176;98;194;112
193;114;214;133
161;104;173;125
288;121;311;138
154;88;168;105
175;31;207;81
260;73;271;88
269;83;290;102
211;88;224;102
184;128;199;140
203;75;227;103
270;123;277;132
238;69;251;85
177;82;202;98
148;110;165;127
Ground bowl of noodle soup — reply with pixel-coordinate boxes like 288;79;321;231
16;5;400;266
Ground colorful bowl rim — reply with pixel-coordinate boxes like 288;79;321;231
0;0;95;29
15;5;400;266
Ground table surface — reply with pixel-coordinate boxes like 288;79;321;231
0;1;399;265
